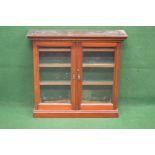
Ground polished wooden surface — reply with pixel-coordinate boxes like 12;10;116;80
27;30;128;41
33;109;119;118
27;30;127;38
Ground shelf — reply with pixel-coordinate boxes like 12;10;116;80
40;81;70;86
83;63;114;68
81;101;112;104
83;81;113;86
83;48;115;52
40;81;113;86
39;48;70;52
40;99;70;104
39;63;114;68
39;63;71;68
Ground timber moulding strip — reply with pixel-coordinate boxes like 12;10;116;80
33;110;119;118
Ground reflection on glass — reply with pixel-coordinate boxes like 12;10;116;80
82;50;114;104
39;48;71;104
82;86;112;104
83;68;114;82
40;86;71;103
40;68;70;82
39;52;71;64
83;52;114;64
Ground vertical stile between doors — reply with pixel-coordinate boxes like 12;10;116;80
71;42;78;110
76;42;83;110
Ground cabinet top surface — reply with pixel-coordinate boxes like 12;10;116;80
27;30;128;40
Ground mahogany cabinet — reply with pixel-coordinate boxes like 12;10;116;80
27;30;128;118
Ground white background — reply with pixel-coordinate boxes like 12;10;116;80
0;130;155;155
0;0;155;25
0;0;155;154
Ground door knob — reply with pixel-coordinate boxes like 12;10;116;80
77;69;81;80
72;73;76;80
78;74;80;80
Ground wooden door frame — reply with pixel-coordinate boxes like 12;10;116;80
32;41;76;110
78;41;119;110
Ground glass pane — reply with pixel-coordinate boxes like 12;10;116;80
82;86;112;103
40;52;70;64
84;51;114;64
40;86;70;103
40;68;70;82
83;68;114;82
82;50;114;104
39;48;71;103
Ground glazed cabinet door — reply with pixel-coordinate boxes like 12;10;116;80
78;42;119;110
33;41;77;110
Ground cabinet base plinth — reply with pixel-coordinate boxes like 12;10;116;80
33;109;119;118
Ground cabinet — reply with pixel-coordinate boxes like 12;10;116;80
27;30;128;118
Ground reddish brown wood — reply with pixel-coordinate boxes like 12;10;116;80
80;104;113;110
77;42;83;110
27;30;128;118
80;42;120;110
113;43;121;109
33;110;119;118
81;42;118;47
35;41;72;47
38;104;72;110
71;42;77;110
33;41;40;109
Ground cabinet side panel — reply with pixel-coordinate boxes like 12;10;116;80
33;41;40;109
113;43;121;109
